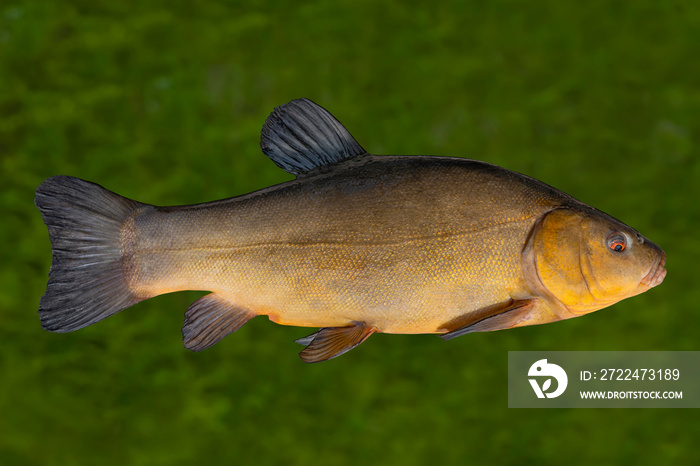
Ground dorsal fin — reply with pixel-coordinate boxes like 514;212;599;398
260;98;366;176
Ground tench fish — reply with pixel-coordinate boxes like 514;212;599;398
35;98;666;363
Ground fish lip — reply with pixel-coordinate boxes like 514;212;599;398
640;251;667;288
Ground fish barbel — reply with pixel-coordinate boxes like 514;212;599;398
35;98;666;362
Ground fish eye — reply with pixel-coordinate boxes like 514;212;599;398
607;232;626;252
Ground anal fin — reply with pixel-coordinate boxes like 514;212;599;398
182;293;256;351
439;299;535;340
296;322;376;363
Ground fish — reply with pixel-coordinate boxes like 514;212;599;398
35;98;667;363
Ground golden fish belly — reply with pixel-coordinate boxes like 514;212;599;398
125;181;537;334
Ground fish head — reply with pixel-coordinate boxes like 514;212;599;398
530;208;666;315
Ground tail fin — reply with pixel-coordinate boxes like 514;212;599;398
35;176;147;332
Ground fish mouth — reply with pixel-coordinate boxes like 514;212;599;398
640;251;667;288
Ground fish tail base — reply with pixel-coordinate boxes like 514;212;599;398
35;176;147;332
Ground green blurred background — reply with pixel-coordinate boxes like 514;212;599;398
1;0;698;464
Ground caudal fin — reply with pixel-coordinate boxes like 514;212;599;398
35;176;147;332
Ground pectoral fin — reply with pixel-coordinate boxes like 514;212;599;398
182;293;257;351
296;322;376;363
439;299;535;340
